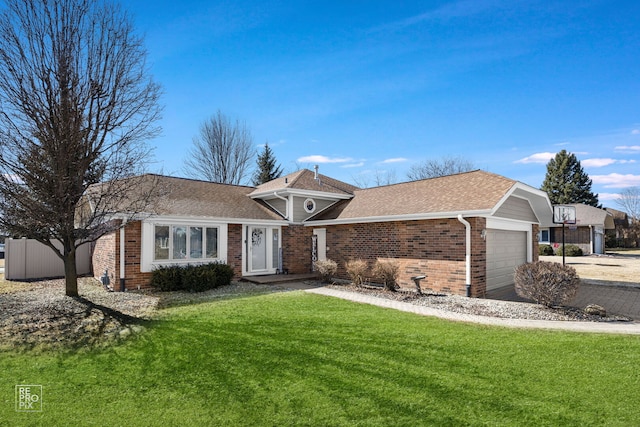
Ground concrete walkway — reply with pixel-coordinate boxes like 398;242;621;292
305;287;640;335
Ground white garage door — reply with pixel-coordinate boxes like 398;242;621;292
486;229;527;291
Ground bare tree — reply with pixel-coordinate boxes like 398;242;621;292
616;187;640;246
407;156;475;180
184;111;255;185
351;169;397;188
0;0;162;296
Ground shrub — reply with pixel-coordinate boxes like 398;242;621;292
556;244;583;257
373;259;400;292
514;261;580;307
314;259;338;283
345;259;368;286
181;264;213;292
538;244;554;256
150;265;184;291
150;262;234;292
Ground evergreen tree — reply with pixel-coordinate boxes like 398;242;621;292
252;142;283;185
541;150;599;206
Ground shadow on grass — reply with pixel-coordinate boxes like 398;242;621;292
152;287;297;310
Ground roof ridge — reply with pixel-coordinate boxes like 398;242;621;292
353;169;504;192
150;173;257;189
287;169;307;187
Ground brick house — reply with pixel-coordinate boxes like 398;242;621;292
92;169;551;296
538;204;615;254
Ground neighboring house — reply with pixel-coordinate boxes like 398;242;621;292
605;208;635;248
92;169;552;296
538;203;615;254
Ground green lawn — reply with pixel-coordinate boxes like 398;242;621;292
2;291;640;426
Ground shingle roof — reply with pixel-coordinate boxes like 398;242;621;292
133;175;283;221
559;204;615;229
311;170;517;221
250;169;358;197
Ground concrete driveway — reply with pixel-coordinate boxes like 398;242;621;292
486;253;640;319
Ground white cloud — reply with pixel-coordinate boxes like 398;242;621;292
514;152;555;164
619;159;637;164
631;129;640;135
380;157;408;164
297;155;352;164
582;158;616;168
598;192;622;202
591;173;640;188
342;162;365;168
614;145;640;152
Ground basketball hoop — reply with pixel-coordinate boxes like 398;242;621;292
553;205;576;225
552;205;577;267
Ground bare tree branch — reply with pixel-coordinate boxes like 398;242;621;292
0;0;163;296
407;156;475;181
183;110;255;185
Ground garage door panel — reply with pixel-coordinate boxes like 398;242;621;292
486;229;527;290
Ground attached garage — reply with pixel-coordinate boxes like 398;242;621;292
486;229;528;291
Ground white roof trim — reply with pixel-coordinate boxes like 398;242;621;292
251;188;353;200
143;214;288;226
305;209;494;226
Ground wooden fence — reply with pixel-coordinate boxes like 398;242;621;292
4;238;92;280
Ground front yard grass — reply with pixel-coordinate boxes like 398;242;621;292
2;291;640;426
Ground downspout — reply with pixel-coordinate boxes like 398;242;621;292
457;215;472;297
120;220;126;292
273;191;289;220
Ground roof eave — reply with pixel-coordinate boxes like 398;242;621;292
304;209;494;226
250;189;353;200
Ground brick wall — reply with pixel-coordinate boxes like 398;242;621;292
532;224;540;262
318;217;487;296
92;228;117;287
121;221;152;290
228;224;243;278
282;224;313;274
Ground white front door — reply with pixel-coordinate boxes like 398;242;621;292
249;226;267;271
245;226;281;275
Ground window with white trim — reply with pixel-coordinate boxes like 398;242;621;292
303;198;316;213
539;229;550;243
154;224;219;261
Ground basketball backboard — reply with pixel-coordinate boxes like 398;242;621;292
553;205;577;224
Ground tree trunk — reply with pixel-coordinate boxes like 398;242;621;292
63;246;79;297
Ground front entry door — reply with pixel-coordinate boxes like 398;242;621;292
246;226;280;275
249;226;267;272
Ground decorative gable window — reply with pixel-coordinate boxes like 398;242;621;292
154;224;219;261
303;198;316;213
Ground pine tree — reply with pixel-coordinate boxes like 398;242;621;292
252;142;283;185
541;150;599;206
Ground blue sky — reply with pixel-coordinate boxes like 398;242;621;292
128;0;640;203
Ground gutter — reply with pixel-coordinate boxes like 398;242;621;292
273;191;289;220
457;215;472;297
120;220;127;292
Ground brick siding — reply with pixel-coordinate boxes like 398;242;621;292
92;227;117;287
282;225;313;274
228;224;243;278
318;217;488;297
